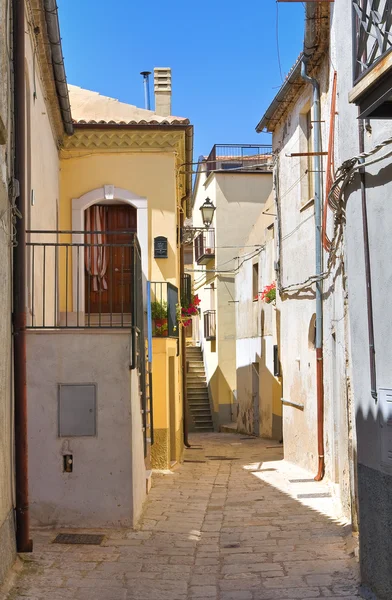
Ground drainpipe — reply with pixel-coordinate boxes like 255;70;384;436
13;0;33;551
358;118;377;401
301;58;325;481
180;209;191;448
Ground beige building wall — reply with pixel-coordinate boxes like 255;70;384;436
25;12;60;327
0;0;16;585
193;166;273;426
235;192;282;439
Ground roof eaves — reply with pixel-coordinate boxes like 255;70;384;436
72;118;190;126
43;0;73;135
255;55;303;133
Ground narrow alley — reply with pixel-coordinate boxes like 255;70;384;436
2;434;361;600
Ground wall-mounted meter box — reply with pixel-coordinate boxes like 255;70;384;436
379;388;392;468
58;383;97;437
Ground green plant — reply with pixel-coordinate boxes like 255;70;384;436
151;299;168;319
153;322;168;336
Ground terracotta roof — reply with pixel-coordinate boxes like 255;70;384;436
68;85;189;126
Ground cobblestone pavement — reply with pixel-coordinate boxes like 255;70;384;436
2;433;361;600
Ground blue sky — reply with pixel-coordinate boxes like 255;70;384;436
57;0;304;159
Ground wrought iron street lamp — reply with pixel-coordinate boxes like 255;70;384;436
181;198;216;244
200;198;215;229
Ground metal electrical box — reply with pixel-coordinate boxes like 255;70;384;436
379;388;392;468
58;384;97;437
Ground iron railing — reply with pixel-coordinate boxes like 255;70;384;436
204;310;216;341
150;281;179;338
352;0;392;84
181;273;192;307
206;144;273;178
26;230;142;329
195;229;215;264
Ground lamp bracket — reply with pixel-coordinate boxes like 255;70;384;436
181;226;207;245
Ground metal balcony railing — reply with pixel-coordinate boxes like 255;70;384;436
204;310;216;341
195;229;215;265
206;144;273;178
181;273;192;307
150;281;179;338
26;230;142;329
352;0;392;84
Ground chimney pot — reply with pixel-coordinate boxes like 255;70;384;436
154;67;172;117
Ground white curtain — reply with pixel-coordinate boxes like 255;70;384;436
85;206;108;292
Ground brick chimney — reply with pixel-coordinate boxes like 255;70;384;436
154;67;172;117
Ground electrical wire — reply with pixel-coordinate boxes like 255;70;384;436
276;2;284;83
276;134;392;293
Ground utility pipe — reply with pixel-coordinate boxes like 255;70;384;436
13;0;33;552
358;118;377;401
140;71;152;111
180;209;191;448
301;58;325;481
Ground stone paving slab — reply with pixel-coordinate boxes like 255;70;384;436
1;433;361;600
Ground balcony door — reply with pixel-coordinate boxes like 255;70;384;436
85;204;137;317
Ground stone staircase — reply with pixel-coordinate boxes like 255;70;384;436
186;346;214;432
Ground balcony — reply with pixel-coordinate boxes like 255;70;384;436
195;229;215;265
206;144;273;178
150;281;179;338
26;229;142;329
350;0;392;118
204;310;216;341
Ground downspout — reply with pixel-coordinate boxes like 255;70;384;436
180;208;191;448
301;58;325;481
358;118;377;401
13;0;33;551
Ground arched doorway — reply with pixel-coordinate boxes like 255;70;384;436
71;186;148;325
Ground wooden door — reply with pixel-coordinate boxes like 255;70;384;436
85;204;137;316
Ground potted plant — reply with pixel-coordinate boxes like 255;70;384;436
260;282;276;305
177;294;201;328
151;299;168;336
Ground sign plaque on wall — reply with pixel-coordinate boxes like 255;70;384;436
154;236;168;259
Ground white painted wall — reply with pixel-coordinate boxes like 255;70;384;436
330;2;392;594
26;331;146;528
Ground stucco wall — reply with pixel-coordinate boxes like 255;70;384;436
151;338;183;469
235;194;282;439
59;151;178;307
26;331;146;528
192;167;273;426
25;16;60;326
0;0;15;585
331;1;392;595
270;51;353;518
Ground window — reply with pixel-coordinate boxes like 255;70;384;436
252;263;259;301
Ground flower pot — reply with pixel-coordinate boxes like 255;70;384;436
154;318;168;337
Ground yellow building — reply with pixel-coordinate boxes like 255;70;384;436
58;79;193;471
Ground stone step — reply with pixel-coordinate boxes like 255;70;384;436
194;424;214;431
190;411;212;418
188;391;209;398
